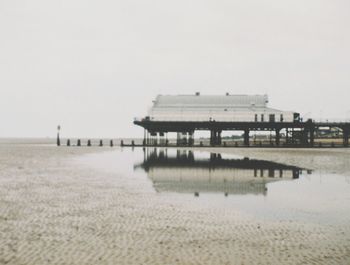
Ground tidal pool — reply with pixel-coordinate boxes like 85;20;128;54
83;147;350;226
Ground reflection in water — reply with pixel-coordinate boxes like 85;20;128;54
134;148;308;196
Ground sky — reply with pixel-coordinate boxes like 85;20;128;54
0;0;349;138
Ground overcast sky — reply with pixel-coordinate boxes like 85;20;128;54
0;0;349;138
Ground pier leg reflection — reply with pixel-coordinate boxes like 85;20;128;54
136;148;308;196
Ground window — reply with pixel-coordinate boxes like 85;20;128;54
254;114;258;122
261;114;264;122
293;113;300;122
280;114;284;122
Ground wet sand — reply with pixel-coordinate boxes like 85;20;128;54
0;143;350;264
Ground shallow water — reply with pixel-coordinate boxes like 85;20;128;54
81;147;350;226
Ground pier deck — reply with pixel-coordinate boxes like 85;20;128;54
134;120;350;147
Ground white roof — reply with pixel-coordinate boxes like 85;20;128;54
153;94;269;109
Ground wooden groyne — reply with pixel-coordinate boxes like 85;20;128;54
56;139;114;147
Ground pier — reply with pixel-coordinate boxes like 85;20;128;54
134;119;350;148
133;94;350;148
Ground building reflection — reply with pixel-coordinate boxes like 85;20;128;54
134;148;308;196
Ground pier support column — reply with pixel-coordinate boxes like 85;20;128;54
302;129;308;146
210;130;216;146
159;132;165;146
183;132;188;145
310;128;315;147
188;131;194;146
275;129;280;146
146;131;150;146
306;119;315;147
177;132;188;146
291;128;296;145
149;132;157;145
343;128;349;147
244;129;250;146
177;132;181;146
210;130;221;146
217;130;222;145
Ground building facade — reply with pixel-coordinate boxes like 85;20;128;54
146;93;300;123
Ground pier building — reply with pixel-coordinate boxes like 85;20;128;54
147;94;299;123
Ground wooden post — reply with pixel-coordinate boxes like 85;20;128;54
57;125;61;146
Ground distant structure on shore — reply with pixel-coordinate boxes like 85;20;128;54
134;93;349;147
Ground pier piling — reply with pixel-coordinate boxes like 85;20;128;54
244;129;250;146
275;129;280;146
343;128;349;147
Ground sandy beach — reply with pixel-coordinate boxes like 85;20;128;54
0;141;350;265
